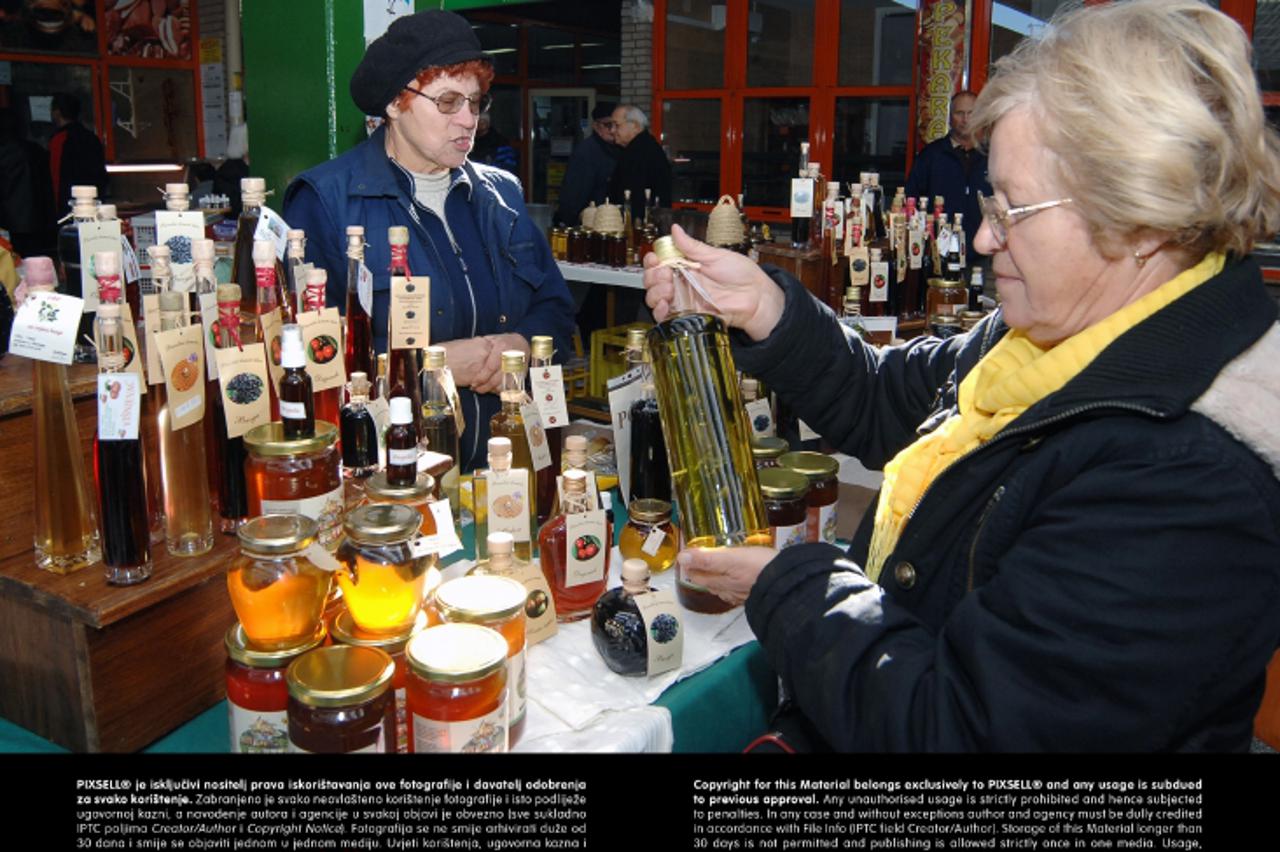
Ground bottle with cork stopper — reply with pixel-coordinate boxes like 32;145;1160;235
538;468;610;622
233;177;268;318
474;437;532;563
590;558;660;676
345;225;376;385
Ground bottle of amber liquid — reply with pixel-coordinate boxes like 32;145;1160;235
421;346;461;512
387;226;424;432
233;177;267;318
341;372;379;504
279;324;314;440
212;283;251;533
539;469;610;622
252;238;282;421
344;226;376;387
300;267;342;433
385;397;418;487
474;437;532;563
626;327;671;504
27;256;101;573
530;334;561;528
489;350;538;533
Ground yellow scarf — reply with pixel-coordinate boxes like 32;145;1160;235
865;252;1225;582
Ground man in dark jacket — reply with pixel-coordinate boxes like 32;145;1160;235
0;108;57;259
608;105;671;221
554;102;618;227
904;91;989;253
48;94;108;213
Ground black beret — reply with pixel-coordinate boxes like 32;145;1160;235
350;10;490;116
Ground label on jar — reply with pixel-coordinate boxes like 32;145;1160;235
390;276;430;350
564;510;608;588
641;525;667;557
155;323;206;430
486;469;531;543
412;696;508;753
635;589;682;677
215;342;271;438
262;485;345;549
394;687;408;754
745;397;775;438
497;560;558;646
508;646;527;726
291;735;385;754
228;703;289;754
259;307;285;393
297;308;346;392
279;399;307;420
518;403;553;471
819;501;839;545
773;522;807;552
387;447;418;466
97;373;142;441
530;364;569;429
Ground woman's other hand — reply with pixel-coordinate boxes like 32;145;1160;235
471;332;531;395
441;337;495;388
677;545;775;608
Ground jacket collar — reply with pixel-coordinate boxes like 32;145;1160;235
352;124;473;201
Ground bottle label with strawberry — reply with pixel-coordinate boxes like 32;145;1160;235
564;510;608;588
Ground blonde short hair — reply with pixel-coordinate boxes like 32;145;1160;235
971;0;1280;259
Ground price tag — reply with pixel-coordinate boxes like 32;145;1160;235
438;366;466;435
155;323;205;429
367;396;391;459
607;367;644;506
641;525;667;557
530;364;569;429
8;290;84;365
519;403;553;471
214;342;271;438
297;308;346;393
199;292;219;381
120;236;141;284
486;468;531;544
258;307;285;392
253;205;290;260
77;220;122;312
564;509;608;588
390;275;430;349
635;589;683;676
143;293;163;384
745;397;775;438
358;261;374;317
425;498;463;557
303;542;344;573
155;210;206;292
97;373;142;441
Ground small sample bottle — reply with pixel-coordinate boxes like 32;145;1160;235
57;184;99;362
385;396;419;487
591;558;658;677
538;468;610;623
530;334;562;528
278;324;314;440
341;371;380;502
489;350;538;531
474;437;532;562
285;228;307;319
286;645;397;753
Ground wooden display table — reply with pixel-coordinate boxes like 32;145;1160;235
0;355;235;752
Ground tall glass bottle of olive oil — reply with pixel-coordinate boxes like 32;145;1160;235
645;238;769;613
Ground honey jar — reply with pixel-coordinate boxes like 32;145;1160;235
361;471;438;536
758;468;810;551
286;644;397;753
244;422;344;548
433;575;529;745
225;623;326;754
335;504;441;636
618;498;678;573
331;610;429;754
780;451;840;545
751;435;789;470
406;623;510;753
228;514;333;650
926;276;968;319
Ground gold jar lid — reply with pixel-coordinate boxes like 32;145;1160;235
243;420;339;457
365;471;436;502
629;498;672;524
751;435;788;461
758;467;811;500
928;276;964;289
931;314;962;327
500;350;525;372
286;645;395;708
331;610;428;656
779;451;840;482
530;335;554;360
406;623;509;684
959;310;985;322
225;623;327;669
237;513;318;555
434;575;527;624
343;503;421;545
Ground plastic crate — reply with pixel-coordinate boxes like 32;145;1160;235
589;322;651;398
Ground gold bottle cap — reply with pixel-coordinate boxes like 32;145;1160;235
225;623;327;669
751;435;788;460
500;350;525;372
626;326;647;351
530;335;554;360
243;420;339;457
365;470;435;502
343;503;421;545
388;225;409;246
286;645;395;708
563;468;588;494
331;610;427;655
425;345;447;369
779;451;840;482
406;623;509;684
435;575;527;624
237;513;319;555
652;236;684;265
758;467;811;500
629;498;672;524
928;277;963;290
216;283;241;302
376;352;388;373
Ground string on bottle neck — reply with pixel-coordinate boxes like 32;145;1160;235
390;243;412;278
96;274;122;305
217;299;243;350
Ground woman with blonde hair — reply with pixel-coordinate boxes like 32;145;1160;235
643;0;1280;751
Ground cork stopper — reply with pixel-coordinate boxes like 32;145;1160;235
530;335;553;360
564;434;588;466
500;350;525;373
164;182;190;210
192;238;215;263
70;185;98;217
827;181;841;196
388;226;409;246
346;226;365;258
240;177;266;206
487;532;514;557
252;239;275;266
72;185;98;200
563;468;588;495
94;251;119;278
98;204;117;220
626;327;647;351
287;229;306;257
158;290;185;313
652;236;683;266
216;283;241;303
346;225;364;238
741;377;758;400
148;245;172;279
22;256;56;289
425;345;447;369
487;437;512;471
869;248;882;262
349;371;370;399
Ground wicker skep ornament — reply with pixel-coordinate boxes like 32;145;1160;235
706;195;746;248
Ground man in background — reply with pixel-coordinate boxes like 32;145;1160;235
555;102;618;227
48;93;108;212
904;91;990;253
471;113;518;175
608;104;671;221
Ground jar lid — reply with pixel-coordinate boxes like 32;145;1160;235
779;451;840;481
758;467;811;500
331;609;428;655
928;277;964;289
343;503;421;544
434;575;527;623
751;435;788;460
237;513;319;555
629;498;672;524
243;420;339;457
930;314;962;327
225;623;327;668
365;471;435;502
406;623;509;684
286;645;395;708
959;310;985;321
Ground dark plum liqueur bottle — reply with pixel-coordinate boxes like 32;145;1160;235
341;372;379;495
591;558;658;677
625;327;671;504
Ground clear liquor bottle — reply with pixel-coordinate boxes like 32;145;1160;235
474;437;533;563
56;184;99;363
387;226;424;434
530;334;562;528
252;239;282;421
488;350;538;533
421;346;461;512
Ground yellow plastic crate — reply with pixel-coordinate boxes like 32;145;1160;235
589;322;651;398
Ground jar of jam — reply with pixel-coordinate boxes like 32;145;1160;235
751;435;789;470
330;610;429;754
433;575;528;745
361;472;439;536
336;504;441;635
589;229;607;264
567;228;587;263
286;644;397;753
780;451;840;545
618;498;678;573
758;468;810;551
606;233;628;268
926;277;968;319
244;421;344;549
406;623;510;753
228;514;333;650
225;623;325;754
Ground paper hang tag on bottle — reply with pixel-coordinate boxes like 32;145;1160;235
155;210;206;292
258;307;285;391
119;235;141;284
424;497;463;557
530;364;569;429
745;397;775;438
110;303;148;394
143;293;163;384
357;261;374;317
155;323;206;430
790;177;814;218
253;205;290;261
869;261;890;303
518;403;554;471
390;276;430;350
297;308;346;392
366;396;391;459
849;247;869;290
77;220;122;313
486;468;531;543
556;471;600;512
439;367;465;435
214;342;271;439
514;560;559;646
564;509;608;588
199;292;219;381
636;589;683;677
302;542;344;573
8;290;84;365
641;525;667;557
606;366;645;507
97;372;142;442
908;228;924;271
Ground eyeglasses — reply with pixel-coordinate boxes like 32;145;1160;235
401;88;492;115
977;192;1073;247
596;119;616;129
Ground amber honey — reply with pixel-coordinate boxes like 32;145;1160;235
780;451;840;545
225;623;325;754
406;623;509;753
618;498;678;573
228;514;333;650
335;504;440;635
361;472;438;535
244;421;344;548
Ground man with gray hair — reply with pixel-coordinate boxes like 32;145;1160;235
608;104;671;221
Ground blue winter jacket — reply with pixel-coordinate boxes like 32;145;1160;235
283;125;576;471
904;135;992;254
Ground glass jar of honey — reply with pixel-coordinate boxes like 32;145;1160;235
286;644;397;753
751;435;789;470
228;514;333;650
618;498;678;573
606;233;628;267
335;504;441;636
225;623;325;754
780;451;840;545
244;421;344;549
926;277;968;319
433;575;528;746
330;610;429;754
406;623;510;753
361;472;438;536
758;468;810;551
567;228;587;263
